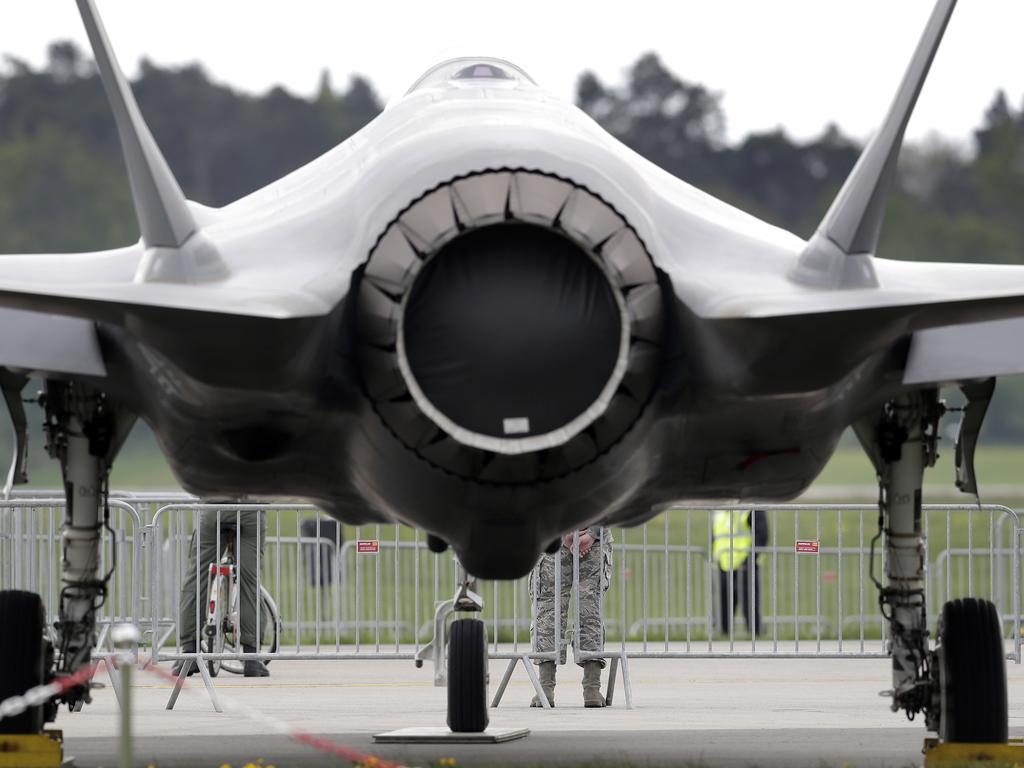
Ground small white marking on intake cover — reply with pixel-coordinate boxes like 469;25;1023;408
503;417;530;435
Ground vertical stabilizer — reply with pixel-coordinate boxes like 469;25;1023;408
790;0;956;289
76;0;225;282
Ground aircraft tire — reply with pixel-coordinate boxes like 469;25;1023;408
938;598;1007;743
0;590;47;734
447;618;488;733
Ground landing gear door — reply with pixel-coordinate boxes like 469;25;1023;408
0;369;29;496
954;377;995;495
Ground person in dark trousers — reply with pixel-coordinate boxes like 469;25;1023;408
712;509;769;636
173;501;269;678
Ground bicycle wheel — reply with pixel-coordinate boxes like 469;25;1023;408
219;578;244;676
221;586;279;674
260;587;280;661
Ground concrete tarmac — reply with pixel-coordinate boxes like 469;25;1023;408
59;652;1024;767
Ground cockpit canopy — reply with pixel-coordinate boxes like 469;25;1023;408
405;57;537;95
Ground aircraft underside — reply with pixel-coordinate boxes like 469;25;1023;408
86;299;908;581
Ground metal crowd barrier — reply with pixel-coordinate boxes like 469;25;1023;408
0;498;144;640
2;497;1021;708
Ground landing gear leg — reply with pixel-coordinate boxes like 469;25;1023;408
867;391;940;724
44;382;116;713
868;391;1009;741
414;559;489;733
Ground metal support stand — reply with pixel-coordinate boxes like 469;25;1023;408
489;655;551;709
489;652;633;709
165;653;223;713
603;653;633;709
414;558;483;687
415;597;457;687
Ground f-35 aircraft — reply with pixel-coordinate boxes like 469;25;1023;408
0;0;1012;742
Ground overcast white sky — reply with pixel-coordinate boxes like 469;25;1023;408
2;2;1023;147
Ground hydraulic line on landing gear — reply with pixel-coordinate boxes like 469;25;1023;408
41;382;118;713
869;393;944;726
869;481;932;722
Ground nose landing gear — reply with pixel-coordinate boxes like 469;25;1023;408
414;561;489;733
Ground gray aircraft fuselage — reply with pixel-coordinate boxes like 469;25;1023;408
90;277;903;579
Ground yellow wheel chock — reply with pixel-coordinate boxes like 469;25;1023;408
0;730;65;768
924;737;1024;767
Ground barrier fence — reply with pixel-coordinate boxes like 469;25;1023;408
2;497;1020;673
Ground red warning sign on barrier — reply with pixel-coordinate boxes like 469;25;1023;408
795;540;820;554
357;540;380;554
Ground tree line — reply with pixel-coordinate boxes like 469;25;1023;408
2;43;1024;441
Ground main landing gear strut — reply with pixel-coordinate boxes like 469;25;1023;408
864;390;1008;743
0;382;122;735
44;382;120;716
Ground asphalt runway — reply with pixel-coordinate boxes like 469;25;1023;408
58;653;1023;767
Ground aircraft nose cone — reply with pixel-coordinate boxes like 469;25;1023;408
403;222;622;443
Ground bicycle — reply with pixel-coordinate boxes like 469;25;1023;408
203;539;280;676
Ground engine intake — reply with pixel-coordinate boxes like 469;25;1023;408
355;169;663;483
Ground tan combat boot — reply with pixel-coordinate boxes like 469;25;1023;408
530;661;556;707
582;660;606;707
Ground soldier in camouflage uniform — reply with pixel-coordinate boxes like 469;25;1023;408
529;526;612;708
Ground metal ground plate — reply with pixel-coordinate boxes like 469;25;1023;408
373;726;530;744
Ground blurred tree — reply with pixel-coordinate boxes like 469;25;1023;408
0;125;135;251
576;53;725;187
0;41;384;234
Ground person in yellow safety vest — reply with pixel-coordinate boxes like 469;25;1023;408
712;509;768;636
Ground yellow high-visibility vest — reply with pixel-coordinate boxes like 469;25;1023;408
711;510;753;571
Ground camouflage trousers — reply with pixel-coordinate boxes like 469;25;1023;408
530;533;611;667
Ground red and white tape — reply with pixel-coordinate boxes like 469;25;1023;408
0;658;104;722
0;654;410;768
139;659;409;768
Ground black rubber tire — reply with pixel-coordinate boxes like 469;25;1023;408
260;588;280;663
447;618;489;733
938;598;1008;743
0;590;47;734
206;635;221;678
220;589;279;676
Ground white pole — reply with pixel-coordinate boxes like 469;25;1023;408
111;623;141;768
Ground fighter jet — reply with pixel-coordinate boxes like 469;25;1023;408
0;0;1011;742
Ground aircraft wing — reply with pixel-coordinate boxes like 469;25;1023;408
903;318;1024;386
699;258;1024;327
0;248;335;323
0;308;106;378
